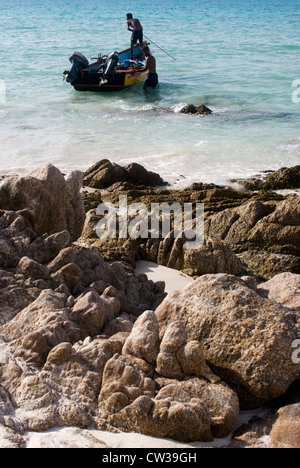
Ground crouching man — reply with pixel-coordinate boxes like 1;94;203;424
142;45;159;90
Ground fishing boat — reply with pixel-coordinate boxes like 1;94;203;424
63;43;147;92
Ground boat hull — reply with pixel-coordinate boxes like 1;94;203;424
72;68;147;92
70;44;147;92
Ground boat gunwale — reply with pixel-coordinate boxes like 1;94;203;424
88;43;145;68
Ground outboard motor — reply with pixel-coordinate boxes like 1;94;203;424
66;52;89;83
100;51;119;84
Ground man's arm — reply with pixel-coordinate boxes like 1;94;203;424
127;20;133;31
140;56;149;72
143;56;156;73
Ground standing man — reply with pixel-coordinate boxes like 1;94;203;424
126;13;143;59
141;45;158;90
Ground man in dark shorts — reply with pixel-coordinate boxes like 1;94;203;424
126;13;143;59
142;45;159;90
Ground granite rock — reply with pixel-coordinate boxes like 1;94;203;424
83;159;166;190
258;272;300;311
155;274;300;408
180;104;212;115
270;404;300;448
0;165;85;242
206;195;300;279
97;311;240;441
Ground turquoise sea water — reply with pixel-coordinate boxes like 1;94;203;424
0;0;299;186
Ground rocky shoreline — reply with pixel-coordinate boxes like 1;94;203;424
0;162;299;448
80;161;300;281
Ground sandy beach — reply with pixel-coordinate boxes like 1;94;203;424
23;406;271;449
134;261;194;294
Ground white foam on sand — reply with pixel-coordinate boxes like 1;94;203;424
23;426;233;449
134;260;194;294
24;427;194;449
276;189;300;196
23;407;272;448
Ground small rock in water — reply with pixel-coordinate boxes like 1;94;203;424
180;104;212;115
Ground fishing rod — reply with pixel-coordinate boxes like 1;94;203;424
143;34;176;61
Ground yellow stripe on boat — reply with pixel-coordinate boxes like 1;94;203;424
124;70;147;88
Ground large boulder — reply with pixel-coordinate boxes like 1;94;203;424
264;165;300;190
71;290;120;337
0;209;72;270
97;311;240;442
126;162;166;187
83;160;166;190
83;160;128;189
155;379;239;439
0;269;42;325
206;196;300;279
206;197;300;254
258;272;300;310
0;249;167;440
270;404;300;448
158;236;243;277
0;165;85;242
101;369;214;442
73;247;167;316
0;334;126;433
0;290;81;348
122;310;160;366
155;274;300;408
230;165;300;191
155;320;220;383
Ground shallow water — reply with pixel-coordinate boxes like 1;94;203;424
0;0;299;186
